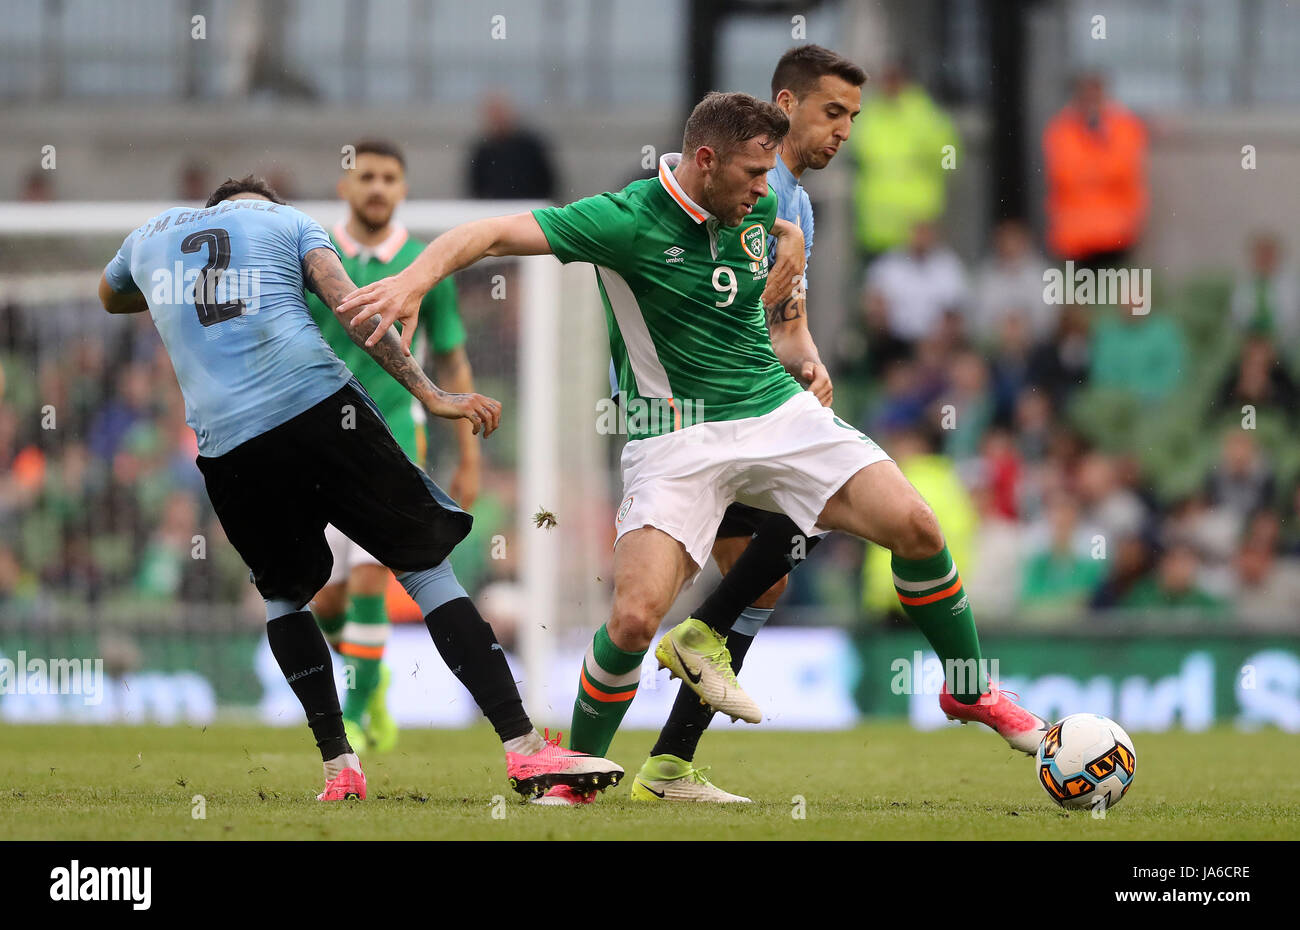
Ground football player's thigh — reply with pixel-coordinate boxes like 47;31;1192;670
609;526;694;650
198;443;329;605
321;391;469;571
817;459;934;548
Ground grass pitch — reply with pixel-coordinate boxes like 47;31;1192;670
1;722;1297;840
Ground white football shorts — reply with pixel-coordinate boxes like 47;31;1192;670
614;390;892;572
324;523;384;586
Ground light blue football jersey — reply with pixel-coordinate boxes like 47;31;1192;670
767;154;815;277
104;200;352;457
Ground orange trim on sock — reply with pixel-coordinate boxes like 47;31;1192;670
579;667;638;703
895;578;964;606
338;642;385;660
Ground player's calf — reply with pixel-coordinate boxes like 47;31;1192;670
264;606;363;799
751;573;788;610
567;527;690;757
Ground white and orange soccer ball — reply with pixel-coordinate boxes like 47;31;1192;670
1035;713;1137;811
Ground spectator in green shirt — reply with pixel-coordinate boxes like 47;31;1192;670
1121;543;1226;616
1020;492;1106;622
1089;299;1187;401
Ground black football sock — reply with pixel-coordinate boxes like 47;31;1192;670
267;610;352;761
694;514;822;633
425;597;533;743
650;628;756;762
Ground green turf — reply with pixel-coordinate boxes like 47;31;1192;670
1;723;1296;840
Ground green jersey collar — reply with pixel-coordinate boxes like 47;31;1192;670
658;153;713;225
333;220;409;263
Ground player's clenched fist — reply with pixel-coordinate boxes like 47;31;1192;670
762;217;806;311
799;360;833;407
338;269;427;353
427;392;502;437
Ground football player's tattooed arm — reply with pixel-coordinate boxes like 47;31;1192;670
302;246;501;436
762;220;832;406
98;273;148;315
337;212;551;351
768;295;833;407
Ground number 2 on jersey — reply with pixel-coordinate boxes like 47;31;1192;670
181;227;245;327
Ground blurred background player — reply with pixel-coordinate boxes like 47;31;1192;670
631;44;867;804
305;139;481;754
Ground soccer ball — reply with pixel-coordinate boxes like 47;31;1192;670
1035;713;1136;811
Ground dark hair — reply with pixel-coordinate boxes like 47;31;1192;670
682;91;789;161
205;174;286;208
351;138;406;170
770;44;867;102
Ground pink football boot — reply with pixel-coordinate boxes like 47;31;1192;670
505;729;623;799
939;682;1049;755
530;785;599;806
316;753;367;801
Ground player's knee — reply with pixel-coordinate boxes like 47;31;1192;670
349;563;390;597
311;582;346;619
894;501;944;560
609;596;664;651
753;574;789;609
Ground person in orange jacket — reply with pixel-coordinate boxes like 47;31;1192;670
1043;72;1147;268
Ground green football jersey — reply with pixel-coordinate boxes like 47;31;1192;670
532;153;802;441
305;224;466;466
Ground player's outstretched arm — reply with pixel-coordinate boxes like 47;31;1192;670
336;212;552;352
302;246;501;436
98;273;148;315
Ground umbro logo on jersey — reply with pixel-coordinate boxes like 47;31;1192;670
664;245;686;264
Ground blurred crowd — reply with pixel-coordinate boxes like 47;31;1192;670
0;311;255;620
822;69;1300;629
3;72;1298;632
0;276;524;628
